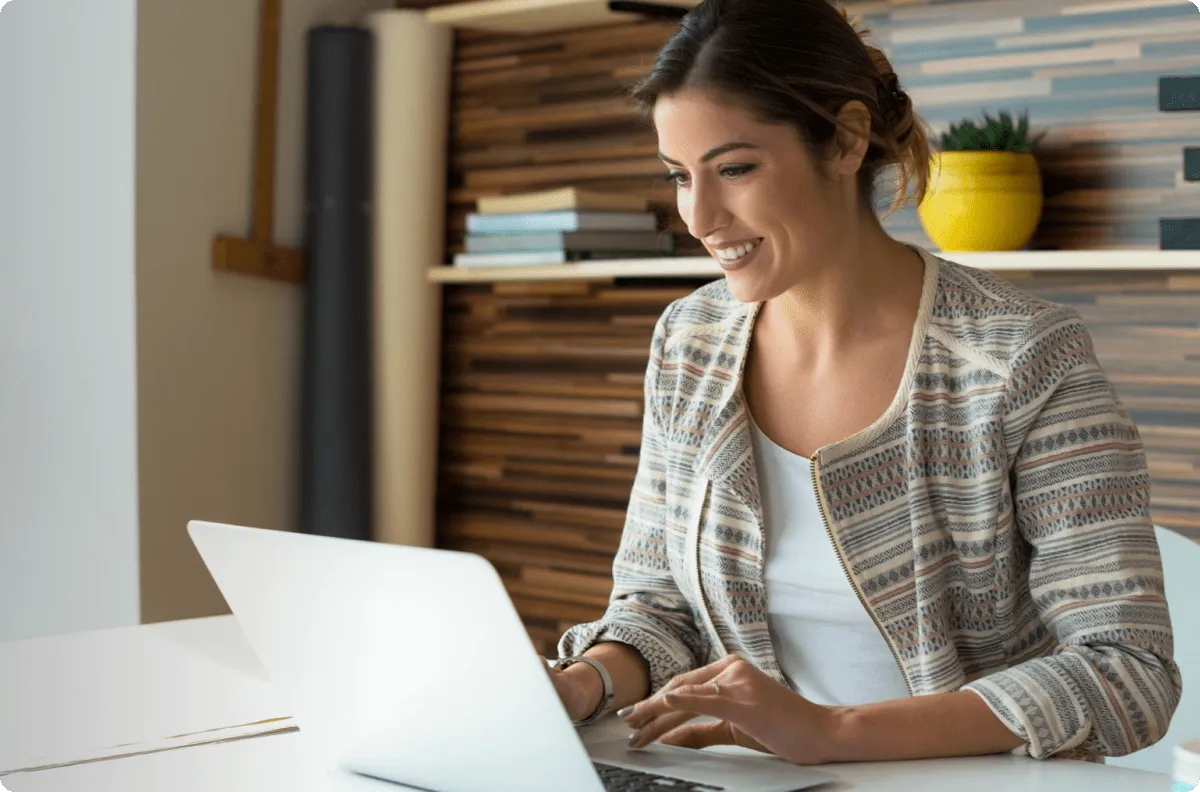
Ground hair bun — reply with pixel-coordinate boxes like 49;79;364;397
878;79;905;122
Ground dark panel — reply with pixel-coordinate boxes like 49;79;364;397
1161;218;1200;250
1185;147;1200;182
1159;75;1200;112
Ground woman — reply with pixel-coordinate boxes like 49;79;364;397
545;0;1182;767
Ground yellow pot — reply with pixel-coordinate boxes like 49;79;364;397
917;151;1043;252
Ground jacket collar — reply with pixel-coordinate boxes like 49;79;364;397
692;246;941;506
693;299;764;517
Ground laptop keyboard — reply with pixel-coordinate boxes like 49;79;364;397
593;761;724;791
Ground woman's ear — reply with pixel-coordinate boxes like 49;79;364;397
829;100;872;178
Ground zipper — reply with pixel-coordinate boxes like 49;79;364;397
810;452;913;697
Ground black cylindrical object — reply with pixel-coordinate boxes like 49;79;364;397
299;26;374;540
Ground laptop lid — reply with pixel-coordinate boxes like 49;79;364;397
187;520;605;792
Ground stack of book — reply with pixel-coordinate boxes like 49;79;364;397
453;187;674;268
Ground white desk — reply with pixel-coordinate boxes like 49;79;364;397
0;616;1177;792
0;615;292;776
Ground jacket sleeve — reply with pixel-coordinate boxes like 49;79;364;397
557;301;706;695
961;305;1183;760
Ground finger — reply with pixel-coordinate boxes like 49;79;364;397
661;721;771;755
620;657;740;725
658;654;741;693
660;689;738;722
657;719;736;750
626;710;696;750
628;673;737;730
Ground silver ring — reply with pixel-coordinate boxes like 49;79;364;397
711;681;720;696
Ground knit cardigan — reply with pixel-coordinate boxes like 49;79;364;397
558;248;1182;762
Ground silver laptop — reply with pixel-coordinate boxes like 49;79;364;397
187;520;837;792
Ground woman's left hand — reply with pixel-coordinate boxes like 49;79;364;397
619;653;841;766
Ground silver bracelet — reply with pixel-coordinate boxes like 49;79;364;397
553;655;614;726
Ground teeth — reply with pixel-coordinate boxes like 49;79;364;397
716;239;761;260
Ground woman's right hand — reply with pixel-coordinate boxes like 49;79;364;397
545;661;601;722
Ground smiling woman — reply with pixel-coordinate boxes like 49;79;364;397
544;0;1183;770
641;0;930;306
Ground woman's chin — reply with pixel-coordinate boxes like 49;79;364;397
723;270;776;304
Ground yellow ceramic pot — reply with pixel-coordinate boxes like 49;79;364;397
917;151;1043;252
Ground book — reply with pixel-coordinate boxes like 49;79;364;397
454;251;572;267
466;210;658;234
451;250;668;268
475;187;649;214
464;230;674;255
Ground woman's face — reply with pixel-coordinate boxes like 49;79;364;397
653;87;857;303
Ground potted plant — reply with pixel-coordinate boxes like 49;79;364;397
918;110;1046;252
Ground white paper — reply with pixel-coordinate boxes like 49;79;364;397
0;615;293;775
1;730;412;792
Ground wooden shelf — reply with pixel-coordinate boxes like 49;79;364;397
425;0;698;33
427;250;1200;284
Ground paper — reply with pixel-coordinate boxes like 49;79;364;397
0;729;411;792
0;615;294;775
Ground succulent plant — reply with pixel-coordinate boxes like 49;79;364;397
939;110;1044;153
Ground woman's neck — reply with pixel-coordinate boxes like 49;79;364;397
758;228;925;362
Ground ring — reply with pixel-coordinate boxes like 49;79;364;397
711;681;720;696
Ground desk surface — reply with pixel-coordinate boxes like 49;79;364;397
0;615;290;776
4;715;1175;792
0;615;1176;792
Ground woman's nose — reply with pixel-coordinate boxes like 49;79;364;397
685;184;728;242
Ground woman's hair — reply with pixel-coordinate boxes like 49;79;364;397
630;0;931;216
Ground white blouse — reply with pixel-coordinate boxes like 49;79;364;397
749;414;911;707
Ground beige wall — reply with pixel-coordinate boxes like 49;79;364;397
136;0;392;624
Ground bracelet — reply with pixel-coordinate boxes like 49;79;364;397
553;655;614;726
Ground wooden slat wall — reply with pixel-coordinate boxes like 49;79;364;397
438;279;712;654
437;3;1200;655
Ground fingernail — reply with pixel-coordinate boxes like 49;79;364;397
616;706;633;718
628;731;641;749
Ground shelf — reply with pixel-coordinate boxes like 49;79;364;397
427;250;1200;284
425;0;698;33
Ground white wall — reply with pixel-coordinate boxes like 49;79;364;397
135;0;393;624
0;0;141;642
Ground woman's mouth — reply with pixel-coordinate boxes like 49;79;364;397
712;238;763;272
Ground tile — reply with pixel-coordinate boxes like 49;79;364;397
889;17;1024;45
909;77;1052;107
1052;70;1162;95
1024;2;1195;30
1143;41;1200;60
1186;147;1200;182
900;67;1037;88
890;38;999;64
1161;218;1200;250
921;42;1141;76
1159;75;1200;111
1060;0;1185;15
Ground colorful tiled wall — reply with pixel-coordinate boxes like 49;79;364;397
855;0;1200;250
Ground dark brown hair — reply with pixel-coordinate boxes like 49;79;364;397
629;0;931;216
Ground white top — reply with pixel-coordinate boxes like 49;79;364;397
749;415;911;707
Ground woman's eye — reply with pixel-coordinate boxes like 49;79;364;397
721;165;754;178
662;165;754;187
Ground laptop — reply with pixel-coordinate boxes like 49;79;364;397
187;520;837;792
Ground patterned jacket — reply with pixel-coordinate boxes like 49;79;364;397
559;249;1182;762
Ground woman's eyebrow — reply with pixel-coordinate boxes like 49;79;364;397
658;141;762;166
